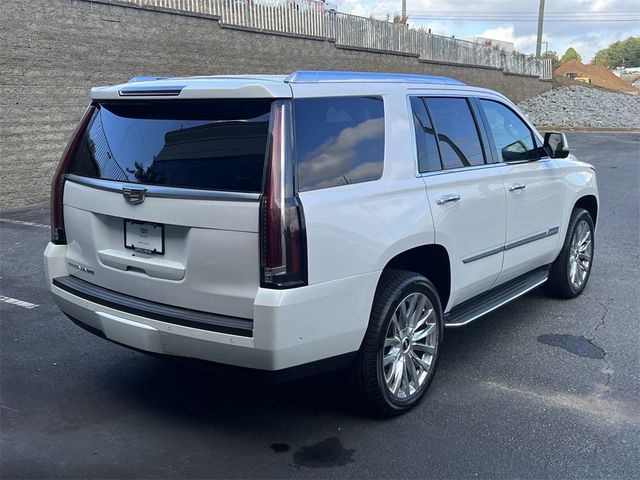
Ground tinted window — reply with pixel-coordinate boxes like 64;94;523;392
479;99;539;162
425;98;485;169
68;100;273;192
410;97;442;172
294;96;384;191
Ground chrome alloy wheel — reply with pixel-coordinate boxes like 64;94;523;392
381;292;438;400
568;219;593;290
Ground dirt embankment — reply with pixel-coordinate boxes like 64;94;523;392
554;60;639;94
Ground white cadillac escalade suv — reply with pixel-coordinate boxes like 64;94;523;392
45;71;598;416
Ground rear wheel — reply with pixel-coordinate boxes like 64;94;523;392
351;270;442;417
544;208;595;299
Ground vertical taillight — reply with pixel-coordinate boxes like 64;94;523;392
50;105;96;244
260;101;307;289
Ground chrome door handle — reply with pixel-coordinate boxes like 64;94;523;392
508;183;526;192
436;194;461;205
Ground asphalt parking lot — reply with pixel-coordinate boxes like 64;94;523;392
1;132;639;479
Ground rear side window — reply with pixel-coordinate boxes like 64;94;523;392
293;96;384;191
67;99;273;192
410;97;441;173
479;99;540;162
424;97;485;169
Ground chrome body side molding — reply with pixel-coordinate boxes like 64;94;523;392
462;245;505;264
462;226;560;264
505;226;560;251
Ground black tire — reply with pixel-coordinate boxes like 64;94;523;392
350;269;443;417
543;208;595;299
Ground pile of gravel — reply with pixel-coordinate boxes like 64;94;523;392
517;85;640;129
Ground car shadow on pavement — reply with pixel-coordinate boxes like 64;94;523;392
94;291;552;427
102;353;360;424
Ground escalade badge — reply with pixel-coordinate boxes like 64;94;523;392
68;261;94;275
122;187;147;204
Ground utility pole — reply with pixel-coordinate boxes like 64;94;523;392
401;0;407;23
535;0;545;57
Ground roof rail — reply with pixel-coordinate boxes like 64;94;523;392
126;76;167;83
284;70;465;86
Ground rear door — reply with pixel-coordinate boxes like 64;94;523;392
62;99;275;319
411;96;507;309
476;98;564;284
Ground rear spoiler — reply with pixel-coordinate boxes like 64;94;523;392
91;77;293;100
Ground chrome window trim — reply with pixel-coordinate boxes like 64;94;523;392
462;226;560;263
418;156;552;177
504;157;552;165
407;94;500;178
406;92;553;178
407;94;423;178
65;174;261;202
419;161;507;178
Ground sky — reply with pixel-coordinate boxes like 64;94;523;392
336;0;640;61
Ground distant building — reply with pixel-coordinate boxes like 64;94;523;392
466;37;515;52
612;67;640;77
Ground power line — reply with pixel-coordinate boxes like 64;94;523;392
408;15;639;19
407;13;639;18
406;16;640;23
402;10;640;16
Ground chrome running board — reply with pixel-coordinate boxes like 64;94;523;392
444;268;549;327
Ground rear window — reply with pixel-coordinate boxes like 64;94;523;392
68;99;273;192
410;96;441;173
293;96;385;191
424;97;486;169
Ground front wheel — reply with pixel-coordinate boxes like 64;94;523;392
350;270;443;417
544;207;595;299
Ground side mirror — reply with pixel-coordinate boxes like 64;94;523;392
543;132;570;159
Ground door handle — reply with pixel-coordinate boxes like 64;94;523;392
508;183;526;192
436;194;461;205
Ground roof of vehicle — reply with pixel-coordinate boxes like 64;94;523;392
284;70;465;85
90;70;504;101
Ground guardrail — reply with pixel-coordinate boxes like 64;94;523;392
120;0;551;79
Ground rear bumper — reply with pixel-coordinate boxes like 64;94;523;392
45;243;378;372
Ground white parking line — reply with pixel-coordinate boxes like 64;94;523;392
0;218;50;229
0;296;40;310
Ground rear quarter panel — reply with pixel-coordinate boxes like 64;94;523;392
294;88;435;285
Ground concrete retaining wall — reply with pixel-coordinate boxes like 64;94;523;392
0;0;551;209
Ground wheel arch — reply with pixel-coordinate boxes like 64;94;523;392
380;244;451;312
574;195;598;228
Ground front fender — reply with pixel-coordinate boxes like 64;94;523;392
554;158;599;244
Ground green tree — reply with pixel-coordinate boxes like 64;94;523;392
592;36;640;68
542;50;561;69
560;47;582;64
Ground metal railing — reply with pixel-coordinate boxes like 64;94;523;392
120;0;550;78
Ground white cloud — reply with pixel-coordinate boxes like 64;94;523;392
477;26;538;53
299;117;384;189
